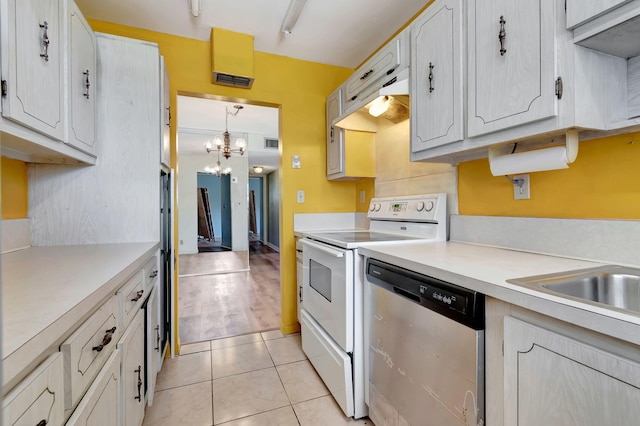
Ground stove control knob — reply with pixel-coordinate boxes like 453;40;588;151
375;203;381;212
369;203;375;212
425;201;435;212
416;201;425;212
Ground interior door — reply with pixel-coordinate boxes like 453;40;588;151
160;170;172;357
220;174;232;249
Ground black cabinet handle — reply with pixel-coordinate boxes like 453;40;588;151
39;21;50;61
428;62;434;93
499;16;507;56
135;365;142;401
37;420;47;426
155;326;161;351
360;69;373;80
83;70;90;99
130;290;144;302
92;327;117;352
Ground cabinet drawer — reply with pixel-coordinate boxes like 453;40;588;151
61;296;120;410
117;270;145;329
344;37;403;103
143;255;159;291
66;349;121;426
2;353;65;426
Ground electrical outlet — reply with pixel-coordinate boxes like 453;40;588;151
292;155;301;169
296;190;305;203
513;174;530;200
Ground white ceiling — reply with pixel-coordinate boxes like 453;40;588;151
177;96;279;174
75;0;428;68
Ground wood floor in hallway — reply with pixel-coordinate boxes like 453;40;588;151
178;242;281;344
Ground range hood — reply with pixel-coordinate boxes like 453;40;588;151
335;68;409;132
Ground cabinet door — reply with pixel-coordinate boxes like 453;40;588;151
146;284;161;406
67;0;96;155
467;0;556;137
117;311;145;426
1;0;65;140
160;56;171;168
504;317;640;426
326;88;344;176
66;349;121;426
2;353;64;426
411;0;463;153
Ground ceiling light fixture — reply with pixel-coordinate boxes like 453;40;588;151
189;0;201;17
203;105;247;159
204;151;233;177
368;96;391;117
252;165;264;174
281;0;307;37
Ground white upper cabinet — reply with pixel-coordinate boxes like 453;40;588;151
411;0;464;157
67;0;97;155
467;0;557;137
1;0;65;141
326;87;344;177
343;38;402;109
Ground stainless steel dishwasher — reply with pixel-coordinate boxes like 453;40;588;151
364;258;485;426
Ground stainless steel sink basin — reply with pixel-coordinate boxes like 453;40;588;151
507;266;640;314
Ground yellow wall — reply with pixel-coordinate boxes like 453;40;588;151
459;132;640;219
1;156;28;219
87;21;355;344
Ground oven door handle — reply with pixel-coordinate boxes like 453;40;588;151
301;239;345;258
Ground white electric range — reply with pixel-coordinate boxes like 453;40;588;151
299;193;448;418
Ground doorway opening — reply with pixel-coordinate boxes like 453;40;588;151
176;94;281;344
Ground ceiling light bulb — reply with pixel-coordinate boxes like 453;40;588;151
204;140;213;152
223;167;232;174
253;166;264;174
369;96;391;117
235;138;246;149
213;137;224;148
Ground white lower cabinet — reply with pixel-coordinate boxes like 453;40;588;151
66;349;122;426
146;283;162;405
117;311;145;426
2;353;65;426
504;316;640;425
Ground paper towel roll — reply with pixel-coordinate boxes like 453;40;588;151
489;146;570;176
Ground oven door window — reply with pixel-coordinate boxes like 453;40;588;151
309;259;332;302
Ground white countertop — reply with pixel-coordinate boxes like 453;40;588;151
2;242;158;388
359;241;640;345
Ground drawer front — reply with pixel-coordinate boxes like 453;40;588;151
66;349;121;426
61;296;120;410
143;255;159;291
118;270;145;329
2;353;64;426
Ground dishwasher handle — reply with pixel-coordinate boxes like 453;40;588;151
393;286;421;303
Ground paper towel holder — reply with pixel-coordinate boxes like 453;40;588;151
488;129;579;176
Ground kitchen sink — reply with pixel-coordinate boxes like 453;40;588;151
507;266;640;314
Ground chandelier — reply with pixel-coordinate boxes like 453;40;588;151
203;105;247;159
204;150;232;177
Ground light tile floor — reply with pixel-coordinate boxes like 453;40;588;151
144;330;374;426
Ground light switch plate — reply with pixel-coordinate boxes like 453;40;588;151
231;177;238;184
292;155;301;169
513;174;530;200
296;190;305;203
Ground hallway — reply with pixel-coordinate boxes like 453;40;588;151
178;242;281;344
